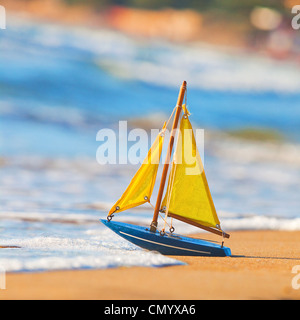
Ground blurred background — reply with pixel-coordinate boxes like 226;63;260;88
1;0;300;271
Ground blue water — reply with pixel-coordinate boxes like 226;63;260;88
1;18;300;158
1;16;300;272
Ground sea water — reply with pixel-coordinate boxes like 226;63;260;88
0;15;300;272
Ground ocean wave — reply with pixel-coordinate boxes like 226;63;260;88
1;135;300;218
0;211;100;224
1;210;300;232
5;15;300;94
222;215;300;231
0;100;106;130
97;54;300;94
205;131;300;167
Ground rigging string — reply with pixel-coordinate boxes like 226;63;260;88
162;93;189;233
146;105;178;233
220;226;226;247
161;91;189;233
148;199;173;232
165;105;177;129
162;161;176;232
148;95;188;234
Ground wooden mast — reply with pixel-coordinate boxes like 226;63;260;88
150;81;187;232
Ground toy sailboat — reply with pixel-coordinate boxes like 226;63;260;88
101;81;231;256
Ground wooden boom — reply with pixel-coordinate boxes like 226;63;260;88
168;213;230;239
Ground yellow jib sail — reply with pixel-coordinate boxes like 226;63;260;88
161;115;220;229
109;125;165;215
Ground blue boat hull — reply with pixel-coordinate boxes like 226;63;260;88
101;219;231;257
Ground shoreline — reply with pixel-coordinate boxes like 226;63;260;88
2;230;300;300
3;0;245;47
3;0;300;61
0;0;283;52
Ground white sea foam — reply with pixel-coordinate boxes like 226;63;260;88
222;215;300;231
0;224;184;272
208;134;300;168
97;50;300;93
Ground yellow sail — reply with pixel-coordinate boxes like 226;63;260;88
161;115;220;229
109;124;165;215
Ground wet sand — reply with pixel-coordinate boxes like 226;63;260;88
1;230;300;300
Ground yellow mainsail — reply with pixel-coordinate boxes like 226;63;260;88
161;114;221;229
108;124;165;215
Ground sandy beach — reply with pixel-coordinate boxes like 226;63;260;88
1;230;300;300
